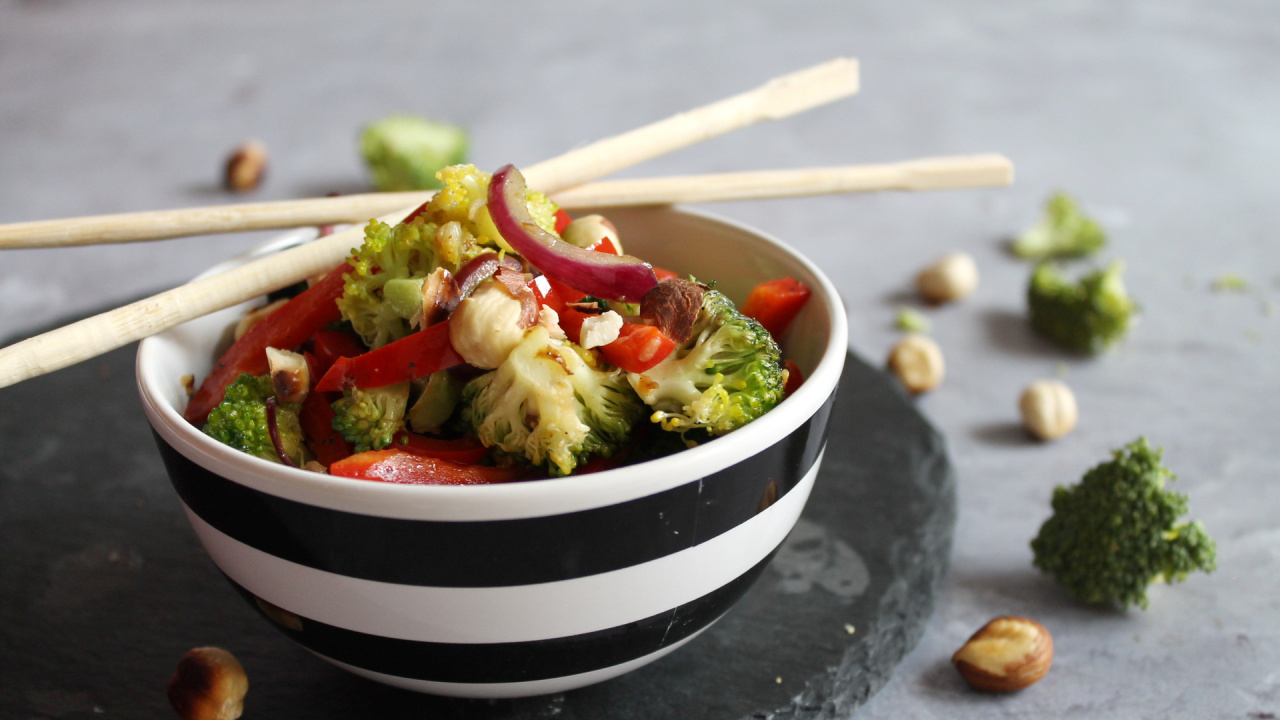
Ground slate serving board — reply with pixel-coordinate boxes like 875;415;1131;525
0;332;955;720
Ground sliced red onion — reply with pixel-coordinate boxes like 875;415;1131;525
488;165;657;302
453;251;526;299
265;397;297;467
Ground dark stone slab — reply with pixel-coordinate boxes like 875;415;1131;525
0;327;954;719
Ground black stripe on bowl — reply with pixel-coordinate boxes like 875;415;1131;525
158;389;834;588
227;548;777;684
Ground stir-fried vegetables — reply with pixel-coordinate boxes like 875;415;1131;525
194;163;811;483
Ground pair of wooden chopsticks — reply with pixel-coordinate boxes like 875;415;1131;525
0;58;1012;390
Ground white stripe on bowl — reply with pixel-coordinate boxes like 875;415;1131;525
184;452;819;644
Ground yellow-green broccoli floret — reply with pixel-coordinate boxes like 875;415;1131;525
1012;192;1107;260
460;326;645;476
360;115;469;192
337;164;561;349
629;288;785;438
203;373;310;465
331;382;411;454
1028;260;1136;354
1031;438;1216;610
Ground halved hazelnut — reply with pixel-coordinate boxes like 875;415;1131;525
640;278;705;344
266;347;309;404
420;267;461;328
952;616;1053;692
167;646;249;720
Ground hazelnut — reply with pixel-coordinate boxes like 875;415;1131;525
887;333;945;394
952;616;1053;692
917;251;978;304
266;347;310;404
1019;380;1078;440
167;647;248;720
224;140;268;193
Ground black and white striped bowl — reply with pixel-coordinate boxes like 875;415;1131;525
137;206;848;698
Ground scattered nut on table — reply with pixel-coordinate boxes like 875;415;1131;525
952;616;1053;692
1019;379;1078;440
916;251;978;304
167;646;249;720
887;333;945;394
224;140;268;193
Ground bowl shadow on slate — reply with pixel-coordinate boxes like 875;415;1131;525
0;301;954;720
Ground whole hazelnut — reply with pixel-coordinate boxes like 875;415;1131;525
952;616;1053;692
887;333;945;394
917;251;978;304
1019;379;1078;440
224;140;268;193
167;647;248;720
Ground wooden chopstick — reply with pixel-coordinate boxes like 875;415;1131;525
0;153;1010;250
0;57;860;390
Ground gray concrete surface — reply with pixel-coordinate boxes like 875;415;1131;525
2;1;1277;718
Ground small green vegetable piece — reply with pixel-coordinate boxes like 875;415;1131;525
1012;192;1107;260
1031;438;1216;610
1211;273;1248;293
461;326;645;476
331;382;411;453
631;288;785;437
895;306;931;333
203;373;310;465
1028;261;1135;354
407;370;463;434
360;115;469;192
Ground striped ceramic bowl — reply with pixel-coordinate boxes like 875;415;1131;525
136;205;848;698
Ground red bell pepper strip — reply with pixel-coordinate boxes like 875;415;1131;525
329;449;523;485
653;267;680;281
315;320;462;392
740;277;812;339
783;359;805;397
554;209;573;234
393;432;488;465
185;264;348;425
309;329;367;377
598;322;676;373
299;389;353;466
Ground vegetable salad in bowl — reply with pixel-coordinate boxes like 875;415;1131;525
185;164;813;483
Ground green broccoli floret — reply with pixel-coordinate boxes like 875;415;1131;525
460;326;646;476
1012;192;1107;260
1028;260;1135;354
337;163;560;349
360;115;469;192
1031;438;1216;610
630;288;785;438
203;373;310;465
331;382;411;453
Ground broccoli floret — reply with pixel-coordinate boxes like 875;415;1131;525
460;326;645;476
360;115;469;192
1031;438;1216;610
1028;260;1135;354
630;288;785;437
1012;192;1107;260
337;163;560;348
203;373;310;465
331;382;411;453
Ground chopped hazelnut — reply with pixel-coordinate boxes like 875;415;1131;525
887;333;945;394
266;347;310;404
952;616;1053;692
224;140;268;193
167;647;248;720
917;251;978;304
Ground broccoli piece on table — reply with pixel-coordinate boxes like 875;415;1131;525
360;115;469;192
1031;438;1216;610
1028;260;1135;354
331;382;411;453
629;288;785;438
337;163;560;348
460;326;645;476
1012;192;1107;260
204;373;310;465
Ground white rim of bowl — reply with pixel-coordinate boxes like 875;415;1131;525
137;207;849;521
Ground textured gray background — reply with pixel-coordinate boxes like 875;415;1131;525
2;1;1278;718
